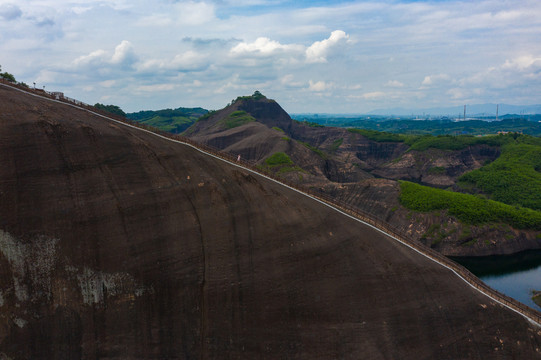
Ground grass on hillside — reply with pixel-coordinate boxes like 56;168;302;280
347;128;523;151
330;138;343;153
399;181;541;230
137;116;196;133
128;107;207;134
459;142;541;210
259;152;305;175
265;152;293;167
300;141;327;159
348;128;406;142
221;110;256;129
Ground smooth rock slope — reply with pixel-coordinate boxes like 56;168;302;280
0;85;540;359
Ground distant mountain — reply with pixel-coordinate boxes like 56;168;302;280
367;103;541;116
126;106;208;134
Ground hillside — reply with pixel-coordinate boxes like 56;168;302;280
2;84;541;358
127;106;208;134
184;92;541;256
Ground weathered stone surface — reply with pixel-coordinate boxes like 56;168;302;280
1;85;541;358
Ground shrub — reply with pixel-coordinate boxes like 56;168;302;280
264;152;293;167
399;181;541;230
221;110;256;129
459;143;541;210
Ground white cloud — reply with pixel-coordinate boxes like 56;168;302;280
73;41;137;69
135;84;177;92
281;74;304;88
362;91;386;100
139;1;216;27
137;50;208;73
306;30;349;63
231;37;303;56
421;74;450;87
386;80;404;88
111;40;137;65
171;51;207;70
100;80;116;88
502;55;541;71
176;1;216;26
308;80;331;92
73;49;108;67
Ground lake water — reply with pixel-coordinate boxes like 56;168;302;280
450;250;541;310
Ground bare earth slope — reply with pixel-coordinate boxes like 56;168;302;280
1;85;540;358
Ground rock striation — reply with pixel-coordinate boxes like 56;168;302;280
0;85;540;358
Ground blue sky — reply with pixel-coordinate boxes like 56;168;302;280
1;0;540;113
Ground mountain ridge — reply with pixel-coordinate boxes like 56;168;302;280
366;103;541;116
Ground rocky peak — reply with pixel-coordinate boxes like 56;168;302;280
186;91;294;136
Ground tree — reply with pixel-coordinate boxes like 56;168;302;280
94;103;126;117
0;64;16;83
252;90;265;99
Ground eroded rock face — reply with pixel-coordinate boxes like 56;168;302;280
372;146;501;187
184;96;540;256
1;86;541;358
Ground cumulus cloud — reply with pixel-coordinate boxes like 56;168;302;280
73;41;138;69
306;30;349;63
230;37;303;56
502;55;541;71
111;40;137;65
74;49;109;67
0;4;22;20
421;73;450;87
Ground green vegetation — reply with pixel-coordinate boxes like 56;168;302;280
260;152;305;176
128;107;208;134
420;223;450;246
348;128;406;142
95;103;126;117
264;152;293;167
300;141;326;158
428;166;446;174
232;90;270;104
220;110;256;129
294;120;325;128
330;138;343;153
292;115;541;136
0;71;16;82
399;181;541;230
532;291;541;308
459;142;541;210
277;165;306;175
345;129;525;152
405;134;512;151
0;64;15;82
272;126;284;132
